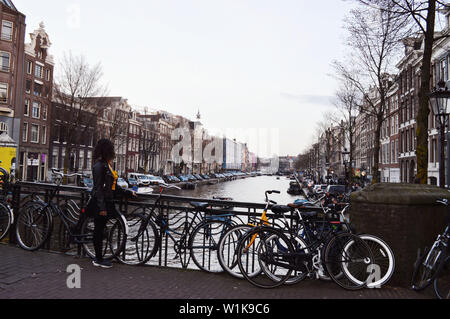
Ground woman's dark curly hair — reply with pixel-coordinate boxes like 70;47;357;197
93;139;116;162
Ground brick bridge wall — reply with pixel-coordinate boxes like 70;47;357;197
350;183;449;288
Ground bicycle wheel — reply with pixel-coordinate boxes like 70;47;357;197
324;233;373;290
412;245;445;291
284;235;309;286
359;234;395;288
116;213;159;266
0;202;12;241
189;220;231;273
218;224;257;279
15;201;52;251
434;256;450;299
108;215;128;261
58;220;73;253
237;227;294;289
81;215;126;261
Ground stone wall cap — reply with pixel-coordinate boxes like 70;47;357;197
351;183;450;205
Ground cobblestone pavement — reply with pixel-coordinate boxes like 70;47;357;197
0;244;432;300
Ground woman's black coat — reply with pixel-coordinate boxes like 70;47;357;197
90;161;132;212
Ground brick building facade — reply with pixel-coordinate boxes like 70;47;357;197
0;1;25;168
19;22;54;181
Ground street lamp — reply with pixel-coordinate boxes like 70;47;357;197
342;149;350;191
429;80;450;188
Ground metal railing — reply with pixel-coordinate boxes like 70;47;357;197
7;181;295;270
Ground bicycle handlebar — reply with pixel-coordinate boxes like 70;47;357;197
265;190;280;204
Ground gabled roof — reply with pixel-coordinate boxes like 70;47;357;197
0;0;17;11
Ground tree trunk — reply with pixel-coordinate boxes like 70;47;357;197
372;119;382;184
63;145;71;185
416;0;436;185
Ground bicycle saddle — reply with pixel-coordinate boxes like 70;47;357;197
190;202;210;209
271;205;292;215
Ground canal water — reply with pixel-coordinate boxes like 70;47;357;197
175;175;302;205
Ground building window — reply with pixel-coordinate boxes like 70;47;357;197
41;125;47;144
35;64;43;78
32;102;40;119
406;100;410;121
0;122;7;133
1;20;13;41
61;148;65;169
431;139;435;163
27;61;32;74
89;134;94;147
33;83;42;97
79;150;84;170
46;69;51;81
23;123;28;142
52;149;59;169
42;104;47;120
26;80;31;94
0;83;8;103
86;151;92;170
23;99;29;117
0;51;10;72
30;124;39;143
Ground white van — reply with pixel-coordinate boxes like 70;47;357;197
128;173;150;187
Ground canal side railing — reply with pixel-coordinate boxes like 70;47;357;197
5;181;295;270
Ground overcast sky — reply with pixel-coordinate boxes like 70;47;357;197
14;0;355;158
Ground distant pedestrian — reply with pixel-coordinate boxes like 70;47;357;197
86;139;136;269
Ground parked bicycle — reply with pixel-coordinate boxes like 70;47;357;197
0;162;13;241
218;189;395;290
14;169;128;261
319;194;396;288
218;190;311;281
412;199;449;299
116;184;236;272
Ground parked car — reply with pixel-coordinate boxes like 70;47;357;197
128;173;150;187
164;175;179;184
117;178;129;189
178;175;189;182
313;184;327;193
194;174;204;180
171;176;181;183
147;175;166;185
326;185;347;196
127;178;138;188
201;174;210;180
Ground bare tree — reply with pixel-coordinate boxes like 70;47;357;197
331;78;362;181
333;2;408;183
53;52;111;177
357;0;450;183
139;114;161;174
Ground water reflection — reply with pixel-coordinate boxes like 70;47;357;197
174;176;302;204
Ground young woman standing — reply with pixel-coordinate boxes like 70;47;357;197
89;139;136;268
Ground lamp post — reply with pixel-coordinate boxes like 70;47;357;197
342;149;350;191
361;171;367;188
429;80;450;188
